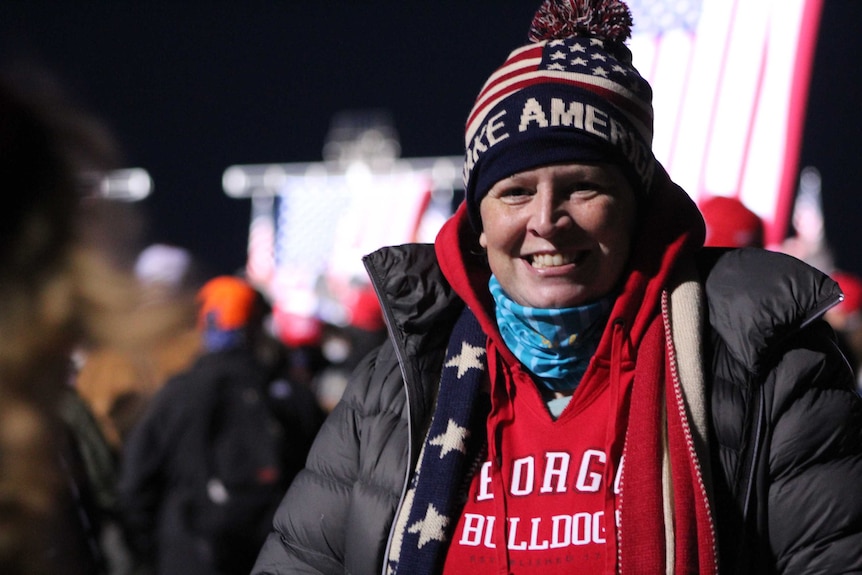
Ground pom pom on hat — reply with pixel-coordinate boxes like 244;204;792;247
462;0;654;231
528;0;633;44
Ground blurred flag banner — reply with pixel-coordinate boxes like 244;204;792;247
627;0;823;245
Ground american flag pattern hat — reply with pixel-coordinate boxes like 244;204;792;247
462;0;655;231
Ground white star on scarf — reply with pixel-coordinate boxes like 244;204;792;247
408;503;450;548
444;341;485;378
429;419;470;459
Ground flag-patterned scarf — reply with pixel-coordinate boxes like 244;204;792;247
387;306;487;575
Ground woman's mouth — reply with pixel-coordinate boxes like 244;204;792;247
530;252;580;269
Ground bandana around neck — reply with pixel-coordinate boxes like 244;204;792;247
489;275;612;392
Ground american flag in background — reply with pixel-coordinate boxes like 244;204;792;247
240;152;460;344
627;0;823;246
266;171;433;332
246;196;276;287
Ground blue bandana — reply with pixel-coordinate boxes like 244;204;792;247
489;275;612;392
201;313;247;352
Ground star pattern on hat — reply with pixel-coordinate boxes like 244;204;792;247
407;503;449;548
444;341;486;378
538;37;637;92
429;419;470;459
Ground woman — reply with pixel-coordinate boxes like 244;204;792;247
253;1;862;573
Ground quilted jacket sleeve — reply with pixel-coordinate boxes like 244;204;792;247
765;320;862;574
703;247;862;573
252;342;410;575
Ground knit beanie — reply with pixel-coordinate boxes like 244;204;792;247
699;195;765;248
463;0;655;231
196;275;259;351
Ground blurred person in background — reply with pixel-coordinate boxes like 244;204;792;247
780;171;835;273
119;275;324;575
698;195;765;249
72;242;204;574
0;64;187;574
75;243;204;454
253;1;862;573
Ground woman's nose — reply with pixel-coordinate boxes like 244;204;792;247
528;189;570;237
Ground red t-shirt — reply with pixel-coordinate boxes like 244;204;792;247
443;357;628;574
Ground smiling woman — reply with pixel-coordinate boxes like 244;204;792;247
250;1;862;574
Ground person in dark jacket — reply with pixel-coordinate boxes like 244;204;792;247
119;276;325;575
253;1;862;573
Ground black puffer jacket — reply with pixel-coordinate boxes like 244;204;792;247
252;244;862;575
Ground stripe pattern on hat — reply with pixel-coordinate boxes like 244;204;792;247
466;38;652;147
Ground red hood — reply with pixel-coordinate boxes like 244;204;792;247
434;163;705;357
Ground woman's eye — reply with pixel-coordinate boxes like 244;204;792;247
499;187;532;198
569;182;601;197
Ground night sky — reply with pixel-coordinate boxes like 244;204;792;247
2;1;861;278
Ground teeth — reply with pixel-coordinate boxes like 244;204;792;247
531;253;572;268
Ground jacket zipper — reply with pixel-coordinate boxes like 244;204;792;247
363;256;420;575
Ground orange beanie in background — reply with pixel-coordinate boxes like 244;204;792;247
197;276;259;350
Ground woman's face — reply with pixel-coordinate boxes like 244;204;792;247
479;162;637;309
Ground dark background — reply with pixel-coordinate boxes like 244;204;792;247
2;1;860;278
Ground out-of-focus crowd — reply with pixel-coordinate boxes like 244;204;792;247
0;66;366;575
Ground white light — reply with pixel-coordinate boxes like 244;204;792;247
100;168;152;201
345;161;372;188
222;165;249;197
431;158;458;190
263;165;287;190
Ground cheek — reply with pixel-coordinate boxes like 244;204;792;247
591;201;635;248
483;232;517;275
480;215;521;254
